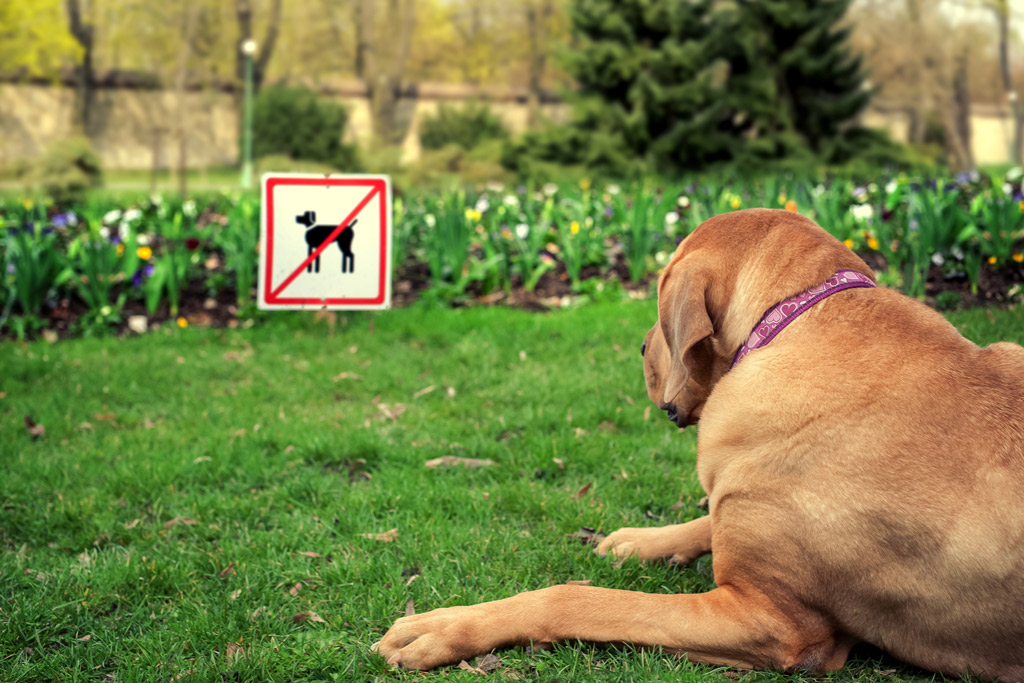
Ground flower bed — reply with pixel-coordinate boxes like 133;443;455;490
3;170;1024;340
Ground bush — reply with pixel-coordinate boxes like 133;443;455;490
32;136;103;204
252;85;359;171
419;101;508;151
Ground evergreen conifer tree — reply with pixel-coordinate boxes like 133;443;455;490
727;0;874;163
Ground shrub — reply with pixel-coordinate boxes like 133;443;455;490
32;136;103;204
419;101;508;151
252;85;359;171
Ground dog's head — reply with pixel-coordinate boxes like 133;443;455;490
643;208;873;428
297;210;316;228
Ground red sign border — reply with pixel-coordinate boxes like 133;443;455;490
263;176;389;306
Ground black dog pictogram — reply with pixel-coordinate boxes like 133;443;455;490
296;210;357;274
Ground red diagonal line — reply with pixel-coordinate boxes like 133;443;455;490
270;185;380;299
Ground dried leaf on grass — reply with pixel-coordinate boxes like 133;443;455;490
458;654;502;675
124;518;142;530
358;528;398;542
573;482;593;500
24;416;44;440
377;403;407;420
295;551;321;559
404;599;416;616
225;642;245;664
218;563;235;578
425;456;495;469
567;527;606;546
332;372;361;381
293;611;325;624
288;582;302;597
163;517;197;528
413;385;436;399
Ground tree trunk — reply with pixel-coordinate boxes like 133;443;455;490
64;0;95;132
176;1;199;196
992;0;1021;164
526;0;553;128
952;49;974;170
356;0;415;145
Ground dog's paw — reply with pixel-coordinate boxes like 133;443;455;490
594;526;690;563
372;606;488;670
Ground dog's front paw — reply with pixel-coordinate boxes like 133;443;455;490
595;526;694;563
372;606;489;670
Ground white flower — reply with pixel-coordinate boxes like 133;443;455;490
137;233;151;246
677;196;691;209
99;226;111;239
486;181;504;193
425;214;436;228
1005;183;1014;196
103;209;122;225
885;180;897;195
665;211;680;225
813;184;826;197
605;184;621;195
123;208;142;223
515;223;530;239
503;195;520;208
542;183;558;196
951;245;965;261
149;194;163;206
1007;167;1023;182
475;197;489;214
182;200;196;217
118;222;130;241
850;204;874;221
931;252;945;267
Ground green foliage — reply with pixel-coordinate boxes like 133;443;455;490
252;85;359;171
419;101;509;151
31;136;103;204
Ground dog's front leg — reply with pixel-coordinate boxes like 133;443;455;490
596;515;712;564
373;583;838;672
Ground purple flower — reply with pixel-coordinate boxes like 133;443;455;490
110;234;122;245
955;172;971;185
604;206;613;218
52;212;69;228
132;270;143;287
144;264;155;277
1014;192;1024;202
516;185;527;194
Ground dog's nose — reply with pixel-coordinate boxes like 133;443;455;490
640;341;647;357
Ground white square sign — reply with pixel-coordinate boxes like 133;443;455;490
258;173;392;310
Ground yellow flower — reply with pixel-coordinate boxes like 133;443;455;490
867;237;880;250
730;197;741;209
579;178;591;191
22;200;33;210
843;239;854;249
989;256;998;265
116;243;124;256
778;194;787;206
1019;200;1024;212
137;246;152;260
464;208;482;222
177;317;188;328
570;221;580;235
785;199;797;212
1014;253;1024;263
500;228;512;240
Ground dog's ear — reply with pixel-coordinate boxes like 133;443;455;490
658;265;714;405
309;211;316;224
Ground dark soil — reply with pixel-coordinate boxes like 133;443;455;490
17;254;1024;341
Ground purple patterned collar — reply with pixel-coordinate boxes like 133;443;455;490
731;269;875;368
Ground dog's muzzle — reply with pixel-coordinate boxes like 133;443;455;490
666;408;685;428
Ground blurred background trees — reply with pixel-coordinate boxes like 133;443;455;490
0;0;1021;182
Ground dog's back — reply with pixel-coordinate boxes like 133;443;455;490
698;239;1024;681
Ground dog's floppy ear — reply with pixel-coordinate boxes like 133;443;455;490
658;265;714;405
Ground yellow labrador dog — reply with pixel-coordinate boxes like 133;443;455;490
374;209;1024;681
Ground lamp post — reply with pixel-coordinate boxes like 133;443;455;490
240;38;258;190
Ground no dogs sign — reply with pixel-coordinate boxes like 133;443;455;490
258;173;392;310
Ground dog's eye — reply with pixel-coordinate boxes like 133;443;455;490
640;341;647;357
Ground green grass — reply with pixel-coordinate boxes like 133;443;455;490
2;300;1021;682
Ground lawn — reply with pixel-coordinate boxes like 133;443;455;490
2;300;1022;682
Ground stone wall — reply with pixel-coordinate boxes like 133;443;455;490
0;81;1013;171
